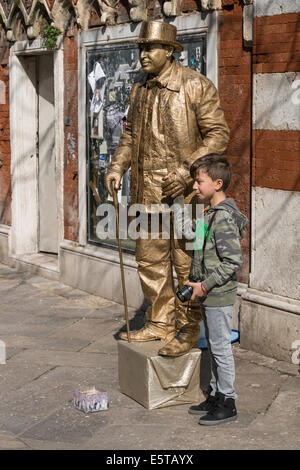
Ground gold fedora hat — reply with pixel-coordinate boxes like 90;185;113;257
133;21;183;52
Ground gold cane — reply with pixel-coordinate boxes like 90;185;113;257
112;188;131;342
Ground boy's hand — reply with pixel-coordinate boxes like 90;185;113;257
186;281;207;300
162;170;186;198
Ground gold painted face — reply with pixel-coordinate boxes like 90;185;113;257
139;44;173;76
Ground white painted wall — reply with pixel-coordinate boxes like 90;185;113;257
254;0;300;17
250;187;300;300
253;72;300;130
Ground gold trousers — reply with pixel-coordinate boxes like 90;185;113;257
135;214;201;335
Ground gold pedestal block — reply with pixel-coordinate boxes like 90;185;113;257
118;341;201;410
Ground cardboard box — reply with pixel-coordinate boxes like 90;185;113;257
118;341;201;409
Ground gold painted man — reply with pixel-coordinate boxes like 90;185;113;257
106;21;230;357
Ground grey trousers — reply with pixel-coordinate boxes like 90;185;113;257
201;305;237;400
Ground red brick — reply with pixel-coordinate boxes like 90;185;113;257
221;0;236;7
219;47;245;59
255;13;300;26
221;18;242;32
64;35;79;243
219;39;243;50
219;0;250;277
255;158;300;172
253;168;300;191
255;130;300;142
256;23;287;35
256;21;300;34
253;130;300;191
286;22;300;33
181;1;199;13
255;32;300;45
219;55;251;67
254;52;300;64
255;62;300;73
256;139;299;152
219;64;251;75
265;13;300;25
253;43;298;54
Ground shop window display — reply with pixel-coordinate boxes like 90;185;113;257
86;34;206;251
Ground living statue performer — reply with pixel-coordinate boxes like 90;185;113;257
105;21;230;357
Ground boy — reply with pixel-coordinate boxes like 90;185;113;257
173;154;248;426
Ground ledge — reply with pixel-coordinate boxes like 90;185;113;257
60;239;138;269
242;288;300;315
0;224;10;235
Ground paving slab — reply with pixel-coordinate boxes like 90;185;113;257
234;360;285;414
19;438;84;450
80;333;119;355
82;423;185;450
88;304;137;319
233;345;300;377
0;262;299;450
0;334;91;353
0;281;40;306
8;349;118;369
19;403;110;444
0;363;52;396
0;267;33;280
0;278;21;291
0;429;30;450
51;318;120;342
0;365;109;434
246;376;300;446
0;314;78;337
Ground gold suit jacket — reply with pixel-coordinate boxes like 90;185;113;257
108;60;230;205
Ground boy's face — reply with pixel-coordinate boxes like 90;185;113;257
193;169;223;202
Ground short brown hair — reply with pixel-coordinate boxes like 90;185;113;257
190;154;232;191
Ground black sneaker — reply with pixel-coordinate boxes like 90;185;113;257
188;394;217;415
199;392;237;426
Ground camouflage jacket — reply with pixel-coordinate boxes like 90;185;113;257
174;197;249;306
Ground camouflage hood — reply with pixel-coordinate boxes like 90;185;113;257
207;198;249;239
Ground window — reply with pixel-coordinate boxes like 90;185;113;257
86;34;206;252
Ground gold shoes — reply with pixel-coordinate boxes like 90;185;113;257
119;322;175;342
158;332;199;357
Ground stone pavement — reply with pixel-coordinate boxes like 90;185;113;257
0;262;299;450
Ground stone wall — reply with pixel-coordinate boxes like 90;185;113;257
0;28;11;226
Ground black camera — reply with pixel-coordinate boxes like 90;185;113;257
176;274;202;303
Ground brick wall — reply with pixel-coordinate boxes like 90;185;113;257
0;40;11;226
252;12;300;192
218;1;252;283
64;31;80;242
253;13;300;73
61;1;252;282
